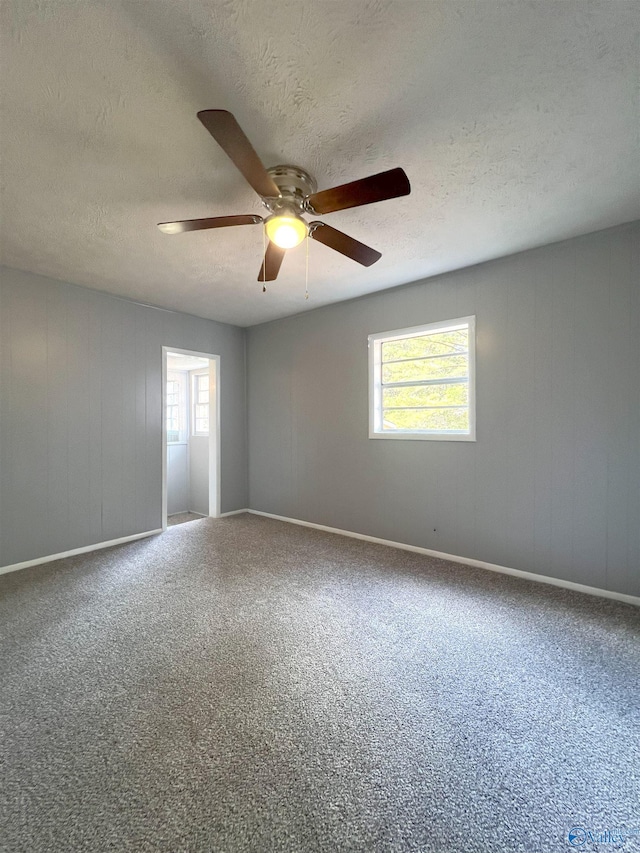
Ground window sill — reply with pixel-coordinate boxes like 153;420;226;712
369;431;476;442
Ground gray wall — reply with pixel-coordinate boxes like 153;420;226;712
167;443;189;516
247;222;640;597
0;267;248;567
189;436;209;516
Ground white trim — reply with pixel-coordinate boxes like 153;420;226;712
368;315;476;441
0;529;162;577
162;347;222;528
210;356;222;521
162;348;168;528
167;511;206;518
3;511;636;607
247;510;640;607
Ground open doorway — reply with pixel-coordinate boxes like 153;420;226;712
162;347;220;529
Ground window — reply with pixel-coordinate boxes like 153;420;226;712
369;316;475;441
166;371;187;443
192;372;209;436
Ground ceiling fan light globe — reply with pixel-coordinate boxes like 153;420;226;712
265;215;307;249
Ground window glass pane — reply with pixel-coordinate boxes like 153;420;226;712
383;407;469;431
382;354;468;384
195;419;209;433
383;383;469;408
198;389;209;404
382;329;468;361
195;404;208;419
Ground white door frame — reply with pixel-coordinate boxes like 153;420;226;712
161;346;221;529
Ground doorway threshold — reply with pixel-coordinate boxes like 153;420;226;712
167;512;205;527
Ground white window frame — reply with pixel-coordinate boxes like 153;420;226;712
368;315;476;441
191;369;210;437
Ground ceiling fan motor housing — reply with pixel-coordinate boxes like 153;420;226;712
263;165;317;215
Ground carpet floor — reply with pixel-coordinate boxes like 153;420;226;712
1;514;638;853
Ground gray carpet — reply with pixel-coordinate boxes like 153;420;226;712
1;515;638;853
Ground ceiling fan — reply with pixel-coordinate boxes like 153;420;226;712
157;110;411;282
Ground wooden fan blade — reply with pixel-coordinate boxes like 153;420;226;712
306;167;410;215
258;241;286;282
197;110;280;199
158;214;262;234
308;222;381;266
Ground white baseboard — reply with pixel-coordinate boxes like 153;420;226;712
3;510;637;608
0;529;163;577
247;510;640;608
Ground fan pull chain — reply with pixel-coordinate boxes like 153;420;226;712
305;233;309;300
261;222;267;292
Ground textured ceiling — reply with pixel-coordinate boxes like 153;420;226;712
1;0;638;327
